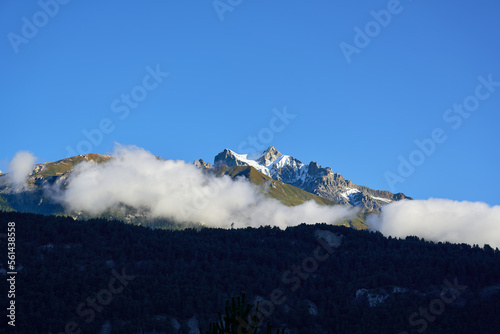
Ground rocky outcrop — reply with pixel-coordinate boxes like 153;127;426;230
214;149;242;168
257;146;282;166
213;146;412;211
193;159;212;169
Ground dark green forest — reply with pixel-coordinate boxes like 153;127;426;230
1;211;500;333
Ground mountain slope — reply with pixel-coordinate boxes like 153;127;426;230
31;153;111;178
0;154;111;215
214;165;338;207
4;210;500;333
214;146;411;210
0;153;370;228
208;164;369;229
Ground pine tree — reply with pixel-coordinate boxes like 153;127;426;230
201;293;284;334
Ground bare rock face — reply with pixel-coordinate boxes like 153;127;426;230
171;317;181;332
187;316;199;334
314;229;343;248
257;146;282;166
212;146;412;211
193;159;212;169
213;149;244;168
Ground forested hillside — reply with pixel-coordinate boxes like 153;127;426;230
1;211;499;333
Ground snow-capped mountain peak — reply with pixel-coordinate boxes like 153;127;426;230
213;146;412;210
255;146;282;166
214;148;273;176
214;147;306;179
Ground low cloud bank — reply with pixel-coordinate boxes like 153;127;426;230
367;199;500;248
54;145;357;228
6;151;37;187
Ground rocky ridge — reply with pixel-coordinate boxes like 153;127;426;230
213;146;411;210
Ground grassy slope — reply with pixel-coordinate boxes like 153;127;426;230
0;154;110;216
0;194;14;212
216;165;338;206
36;154;110;177
216;165;369;229
2;154;370;229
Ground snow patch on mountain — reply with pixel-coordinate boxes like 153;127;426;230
213;146;411;211
341;187;360;199
229;152;271;176
223;149;310;183
371;196;392;203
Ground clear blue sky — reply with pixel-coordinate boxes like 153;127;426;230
1;0;499;205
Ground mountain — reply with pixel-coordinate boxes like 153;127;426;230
214;165;337;207
199;163;370;229
0;154;111;214
0;153;335;213
0;152;369;228
213;146;411;210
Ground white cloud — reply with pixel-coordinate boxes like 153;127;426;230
7;151;37;187
54;145;357;228
367;199;500;248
